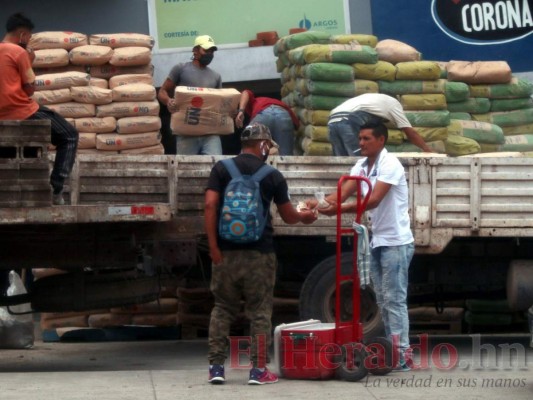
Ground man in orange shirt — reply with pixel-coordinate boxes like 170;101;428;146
0;13;78;205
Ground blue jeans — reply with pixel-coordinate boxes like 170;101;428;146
327;111;384;156
369;243;414;355
252;105;294;156
176;135;222;155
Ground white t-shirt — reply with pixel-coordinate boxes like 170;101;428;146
330;93;411;129
350;148;413;248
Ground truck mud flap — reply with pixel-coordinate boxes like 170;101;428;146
30;272;160;312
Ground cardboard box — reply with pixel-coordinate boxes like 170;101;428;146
170;86;240;135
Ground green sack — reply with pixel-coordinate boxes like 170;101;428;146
472;108;533;127
447;119;505;144
302;137;333;156
490;98;533;112
296;79;378;97
395;61;441;80
303;95;350;110
479;143;503;153
386;140;445;153
502;134;533;151
447;98;491;113
400;94;447;110
445;81;470;103
405;110;450;127
386;129;405;145
353;61;396;82
445;134;481;156
300;63;354;82
304;125;330;142
449;112;472;121
379;79;446;95
469;77;533;99
330;34;378;47
281;31;332;51
502;123;533;136
292;43;378;65
410;127;449;142
298;109;330;126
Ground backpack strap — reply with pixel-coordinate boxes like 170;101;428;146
251;163;276;182
221;158;241;179
221;158;275;182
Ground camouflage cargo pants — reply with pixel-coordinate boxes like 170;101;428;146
208;250;277;367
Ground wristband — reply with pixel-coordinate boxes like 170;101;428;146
238;108;245;113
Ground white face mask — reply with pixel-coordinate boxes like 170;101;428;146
260;142;270;161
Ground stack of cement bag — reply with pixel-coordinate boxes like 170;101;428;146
30;31;164;155
275;31;533;156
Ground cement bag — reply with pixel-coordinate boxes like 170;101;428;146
88;64;154;80
34;71;90;91
386;129;405;145
445;135;481;156
280;31;331;51
469;77;533;99
281;93;298;108
330;34;378;47
88;77;109;89
445;81;470;103
75;117;117;133
301;138;333;156
69;45;114;66
40;315;89;330
411;127;449;142
0;271;34;349
478;144;503;153
299;109;330;126
447;119;505;144
109;47;152;67
112;83;156;102
32;49;69;68
447;98;491;113
491;98;533;112
386;140;446;153
304;125;329;142
109;73;153;89
32;88;72;105
379;80;446;96
353;61;396;82
395;61;441;80
502;123;533;136
300;63;354;82
375;39;421;64
96;131;161;150
112;298;179;314
96;100;160;118
120;143;165;155
400;94;447;110
47;102;96;118
131;313;177;327
405;110;450;127
29;31;87;50
449;112;472;121
78;132;97;149
447;61;512;84
70;86;113;105
276;57;286;73
88;313;132;328
435;61;448;78
303;95;350;110
33;65;86;75
472;109;533;127
502;134;533;151
299;43;378;65
89;33;155;48
297;79;377;97
116;116;162;134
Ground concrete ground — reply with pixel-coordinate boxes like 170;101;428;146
0;334;532;400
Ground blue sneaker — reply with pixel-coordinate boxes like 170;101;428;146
394;358;411;372
208;364;225;384
248;367;278;385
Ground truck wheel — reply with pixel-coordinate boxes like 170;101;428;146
336;343;368;382
507;260;533;311
364;336;394;375
299;253;384;338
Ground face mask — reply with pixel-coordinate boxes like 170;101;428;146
198;53;214;66
260;142;270;162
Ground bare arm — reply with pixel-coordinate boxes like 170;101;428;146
235;90;250;128
22;82;34;97
402;127;434;152
276;201;317;225
204;189;222;265
157;78;177;113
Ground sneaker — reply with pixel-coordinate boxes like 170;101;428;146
208;364;225;384
52;192;65;206
248;367;278;385
394;359;411;372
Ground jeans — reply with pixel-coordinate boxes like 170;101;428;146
252;105;294;156
327;111;384;156
27;106;78;193
369;242;414;355
176;135;222;155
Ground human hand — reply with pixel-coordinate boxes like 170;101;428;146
167;99;178;113
299;209;318;224
235;110;245;128
209;246;223;266
305;199;319;210
317;201;337;216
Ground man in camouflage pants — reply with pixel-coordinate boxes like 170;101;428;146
204;123;316;385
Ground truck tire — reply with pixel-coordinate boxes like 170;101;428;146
299;253;384;338
507;260;533;311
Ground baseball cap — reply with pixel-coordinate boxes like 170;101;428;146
241;123;279;148
194;35;217;50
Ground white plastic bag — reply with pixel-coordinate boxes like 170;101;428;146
0;271;34;348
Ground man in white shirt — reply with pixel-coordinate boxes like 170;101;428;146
308;123;414;371
328;93;432;156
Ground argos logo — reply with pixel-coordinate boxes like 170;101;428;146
432;0;533;45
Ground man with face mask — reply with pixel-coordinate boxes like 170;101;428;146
0;13;78;205
157;35;222;155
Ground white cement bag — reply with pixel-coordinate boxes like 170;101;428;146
69;45;114;66
74;117;117;133
96;100;160;118
78;133;97;149
32;49;69;68
109;47;152;67
29;31;88;50
34;71;90;91
32;88;71;105
116;116;161;134
46;102;96;118
88;77;109;89
89;33;155;48
96;131;161;151
109;74;153;89
70;86;113;105
88;64;154;79
120;143;165;155
111;83;156;102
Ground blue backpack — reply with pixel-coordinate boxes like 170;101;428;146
218;158;275;243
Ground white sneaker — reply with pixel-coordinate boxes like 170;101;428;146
52;192;65;205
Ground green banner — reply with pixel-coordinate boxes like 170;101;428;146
148;0;349;51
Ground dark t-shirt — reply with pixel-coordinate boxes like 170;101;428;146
206;153;291;252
